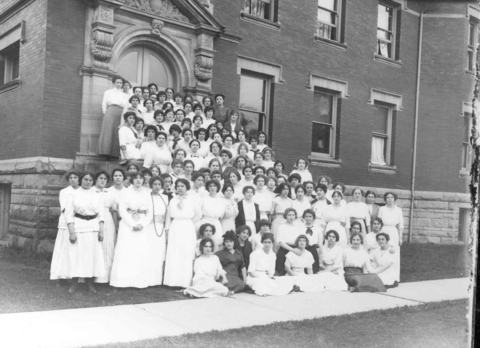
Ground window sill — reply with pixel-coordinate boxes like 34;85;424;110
0;79;20;94
465;69;475;76
314;36;347;51
309;155;342;168
374;54;402;68
459;168;470;178
368;163;397;174
240;12;281;31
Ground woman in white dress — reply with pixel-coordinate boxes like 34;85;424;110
323;191;350;248
184;238;231;298
164;179;202;288
227;170;244;203
378;192;404;283
118;112;142;163
50;170;80;281
92;171;116;284
311;184;330;233
332;183;347;206
343;233;386;293
292;185;311;220
186;139;205;170
257;131;268;152
285;235;328;292
246;233;294;296
64;172;105;293
318;176;334;204
270;183;293;243
275;208;303;275
290;158;312;183
140;126;158;159
199;180;226;249
142;99;155;125
145;176;168;286
346;187;371;240
371;233;398;288
110;172;153;288
262;148;275;169
220;183;239;233
98;76;127;157
253;175;274;220
365;217;383;257
143;132;172;174
319;230;349;291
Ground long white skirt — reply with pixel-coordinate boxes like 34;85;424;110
321;271;349;291
184;278;229;298
95;211;116;283
163;218;197;288
288;273;330;292
246;275;294;296
325;221;347;248
146;221;166;286
110;220;150;288
64;231;105;278
50;228;70;280
381;225;400;282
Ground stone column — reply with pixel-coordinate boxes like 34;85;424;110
184;32;215;100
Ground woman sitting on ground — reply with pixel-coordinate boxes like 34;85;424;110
246;233;294;296
318;230;349;291
216;231;247;294
371;233;398;288
184;238;231;298
343;233;386;293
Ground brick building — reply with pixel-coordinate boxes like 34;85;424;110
0;0;475;252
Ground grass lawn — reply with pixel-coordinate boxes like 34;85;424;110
0;243;470;314
86;300;469;348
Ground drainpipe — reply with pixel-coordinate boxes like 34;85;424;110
409;12;424;243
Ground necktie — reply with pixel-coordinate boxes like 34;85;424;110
306;228;313;236
172;138;180;149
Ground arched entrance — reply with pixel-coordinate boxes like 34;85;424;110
116;43;178;91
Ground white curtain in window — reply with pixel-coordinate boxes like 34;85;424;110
378;41;389;57
244;0;251;12
371;137;387;165
251;0;265;18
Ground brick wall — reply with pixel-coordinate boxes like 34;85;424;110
41;0;86;159
0;0;47;160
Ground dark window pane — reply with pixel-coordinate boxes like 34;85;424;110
462;144;470;168
0;59;5;86
239;75;265;112
469;23;475;46
468;51;474;71
311;123;331;154
314;92;333;124
240;110;265;139
373;105;388;134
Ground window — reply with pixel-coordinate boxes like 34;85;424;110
377;3;396;59
458;208;469;242
462;112;472;170
316;0;340;41
312;90;338;158
371;102;393;166
239;72;272;141
243;0;275;21
0;41;19;87
467;21;477;71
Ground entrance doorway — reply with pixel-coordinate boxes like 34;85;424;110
116;45;178;91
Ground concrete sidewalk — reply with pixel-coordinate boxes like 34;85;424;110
0;277;470;348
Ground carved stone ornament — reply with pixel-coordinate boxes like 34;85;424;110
194;56;213;82
151;19;164;36
90;30;114;69
98;6;114;24
123;0;190;23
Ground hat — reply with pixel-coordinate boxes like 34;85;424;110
222;230;237;242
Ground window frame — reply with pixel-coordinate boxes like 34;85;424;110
0;40;20;87
376;2;398;61
311;88;339;160
467;20;478;72
370;101;393;167
238;69;273;144
461;111;472;170
316;0;341;42
242;0;278;26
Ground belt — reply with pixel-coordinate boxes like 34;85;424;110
127;209;147;214
74;213;98;221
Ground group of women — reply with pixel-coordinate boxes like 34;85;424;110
49;79;405;296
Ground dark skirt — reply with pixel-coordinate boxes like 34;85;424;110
275;247;290;276
98;105;122;157
224;272;246;293
306;245;320;274
344;267;386;293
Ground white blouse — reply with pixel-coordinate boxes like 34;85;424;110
118;186;153;229
277;221;303;246
292;198;311;218
140;140;157;160
323;205;350;228
343;248;372;271
253;188;274;214
248;249;276;277
102;88;127;113
58;186;75;229
285;250;314;274
346;201;371;227
118;126;141;160
290;169;313;183
143;144;172;170
65;187;105;232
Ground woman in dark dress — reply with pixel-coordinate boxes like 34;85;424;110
215;231;247;294
235;225;253;268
